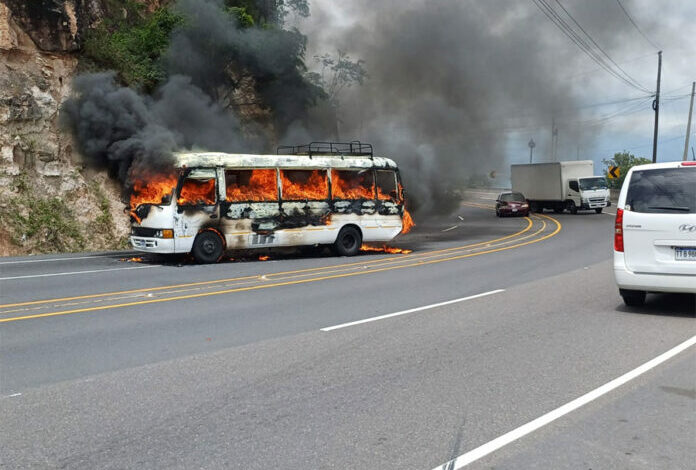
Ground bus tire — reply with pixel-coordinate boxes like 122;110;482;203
334;226;362;256
192;230;224;264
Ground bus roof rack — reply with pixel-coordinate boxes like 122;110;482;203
277;141;373;159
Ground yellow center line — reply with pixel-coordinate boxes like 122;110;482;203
0;214;561;323
0;213;533;309
0;218;537;315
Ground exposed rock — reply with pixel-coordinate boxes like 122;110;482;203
1;0;105;52
0;0;130;255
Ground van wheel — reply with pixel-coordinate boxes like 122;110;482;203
620;289;646;307
566;200;578;214
192;230;224;264
334;226;362;256
595;208;603;214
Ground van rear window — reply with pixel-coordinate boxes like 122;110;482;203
626;167;695;214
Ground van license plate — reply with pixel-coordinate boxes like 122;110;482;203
675;247;696;260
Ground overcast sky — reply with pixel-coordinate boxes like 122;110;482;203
294;0;696;180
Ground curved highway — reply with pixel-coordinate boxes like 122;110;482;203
1;190;694;469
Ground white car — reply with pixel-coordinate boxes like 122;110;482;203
613;161;696;306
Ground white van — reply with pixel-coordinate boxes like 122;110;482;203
613;161;696;306
129;143;411;263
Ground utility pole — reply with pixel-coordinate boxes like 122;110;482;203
651;51;662;163
683;81;695;161
551;117;558;161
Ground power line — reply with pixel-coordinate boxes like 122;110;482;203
565;51;656;80
552;0;651;92
531;0;652;93
615;0;661;51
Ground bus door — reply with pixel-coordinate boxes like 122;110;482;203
221;168;280;249
375;169;401;227
175;168;221;243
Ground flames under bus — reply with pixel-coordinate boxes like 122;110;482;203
129;145;410;263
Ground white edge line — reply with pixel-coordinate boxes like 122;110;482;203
0;253;134;265
320;290;505;332
433;334;696;470
0;264;159;281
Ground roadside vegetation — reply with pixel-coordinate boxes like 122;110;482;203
0;174;127;254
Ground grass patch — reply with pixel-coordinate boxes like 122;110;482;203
7;196;86;253
87;181;116;244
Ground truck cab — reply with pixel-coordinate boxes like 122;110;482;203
566;176;610;213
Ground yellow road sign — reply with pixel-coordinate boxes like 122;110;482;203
608;166;620;179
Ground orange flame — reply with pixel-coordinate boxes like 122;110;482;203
360;244;413;254
401;208;415;234
377;186;395;200
130;173;178;213
258;255;270;261
178;177;216;205
120;256;144;262
281;169;328;200
226;169;277;201
331;169;375;200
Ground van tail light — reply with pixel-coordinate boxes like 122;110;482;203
614;208;624;252
681;161;696;166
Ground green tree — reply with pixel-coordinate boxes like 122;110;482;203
602;151;651;188
83;4;184;91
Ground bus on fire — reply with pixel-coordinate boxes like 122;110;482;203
129;142;413;263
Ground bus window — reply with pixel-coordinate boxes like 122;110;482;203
280;169;328;200
331;169;375;200
226;169;277;202
376;170;398;200
178;169;217;205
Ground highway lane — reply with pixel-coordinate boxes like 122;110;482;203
2;205;576;392
1;261;693;469
1;193;694;468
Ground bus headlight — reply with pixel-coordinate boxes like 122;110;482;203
155;229;174;239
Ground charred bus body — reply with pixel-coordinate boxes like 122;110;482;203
129;143;408;263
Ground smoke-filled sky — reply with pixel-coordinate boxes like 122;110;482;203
296;0;696;185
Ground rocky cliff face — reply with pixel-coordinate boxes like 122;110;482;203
0;0;128;256
0;0;279;256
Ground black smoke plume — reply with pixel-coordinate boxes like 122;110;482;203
301;0;615;215
62;0;318;192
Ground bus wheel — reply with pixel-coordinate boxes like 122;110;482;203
334;226;362;256
192;230;224;264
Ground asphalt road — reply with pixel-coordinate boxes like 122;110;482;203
1;191;694;469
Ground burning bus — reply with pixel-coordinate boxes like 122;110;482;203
129;142;413;263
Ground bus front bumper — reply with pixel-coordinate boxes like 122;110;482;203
130;236;176;254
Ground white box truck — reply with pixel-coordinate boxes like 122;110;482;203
511;161;610;214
